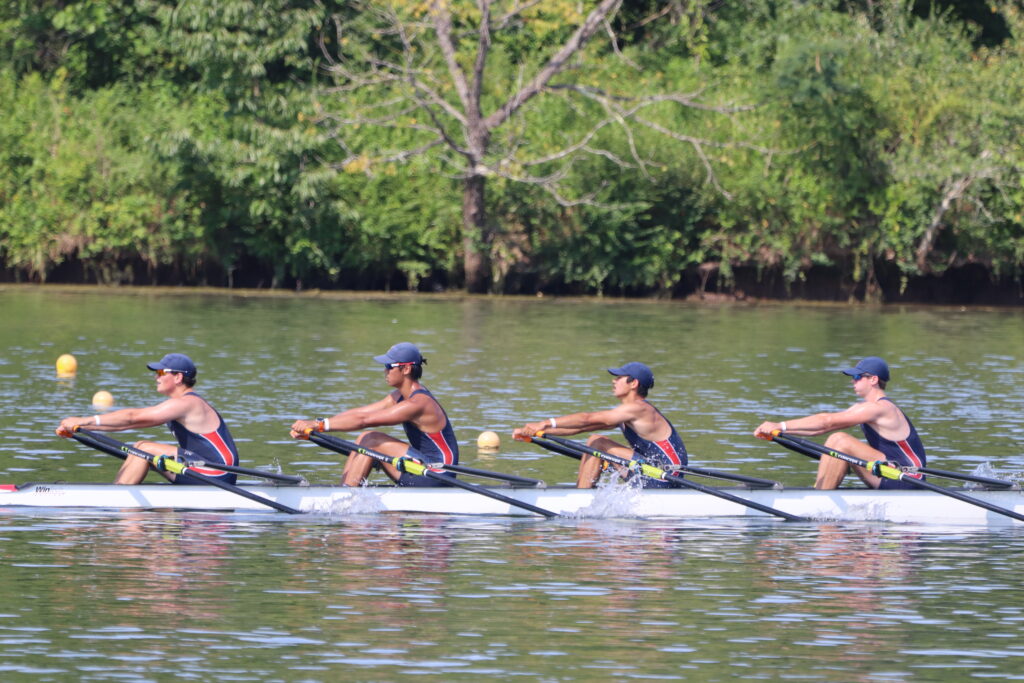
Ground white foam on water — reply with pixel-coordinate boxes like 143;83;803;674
569;477;642;519
301;485;386;515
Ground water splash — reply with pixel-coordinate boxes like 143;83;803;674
571;478;642;519
301;486;386;515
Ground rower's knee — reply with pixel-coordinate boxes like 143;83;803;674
824;432;857;450
355;431;386;447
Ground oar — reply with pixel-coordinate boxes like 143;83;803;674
674;464;781;489
82;429;308;485
305;431;558;518
764;431;1015;490
521;433;805;522
763;431;1024;523
66;428;303;514
441;463;545;487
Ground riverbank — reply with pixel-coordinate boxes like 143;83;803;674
4;263;1022;308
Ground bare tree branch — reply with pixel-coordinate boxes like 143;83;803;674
484;0;623;131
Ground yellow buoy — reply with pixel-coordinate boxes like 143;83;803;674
92;390;115;408
56;353;78;377
477;430;501;450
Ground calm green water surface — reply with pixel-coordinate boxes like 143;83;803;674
1;286;1023;681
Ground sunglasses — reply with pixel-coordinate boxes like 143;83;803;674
154;369;181;377
852;373;874;382
384;362;415;371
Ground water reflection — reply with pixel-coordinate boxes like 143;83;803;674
1;513;1024;679
3;290;1024;679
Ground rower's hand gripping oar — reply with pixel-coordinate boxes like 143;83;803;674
81;428;307;485
518;432;805;522
303;430;557;518
60;427;303;514
761;430;1024;523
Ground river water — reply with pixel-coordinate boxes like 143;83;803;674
1;286;1022;680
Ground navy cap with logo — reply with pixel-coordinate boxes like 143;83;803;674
146;353;197;378
373;342;425;365
840;356;890;382
607;361;655;390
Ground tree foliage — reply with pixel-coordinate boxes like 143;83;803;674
1;0;1022;301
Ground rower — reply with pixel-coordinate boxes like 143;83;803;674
289;342;460;486
56;353;239;485
513;362;688;488
753;355;927;490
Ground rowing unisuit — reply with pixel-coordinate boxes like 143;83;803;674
860;397;926;490
395;387;459;485
621;401;687;489
168;392;239;484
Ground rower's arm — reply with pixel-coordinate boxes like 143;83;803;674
518;403;639;437
58;398;189;433
755;401;887;437
328;394;425;431
289;395;397;437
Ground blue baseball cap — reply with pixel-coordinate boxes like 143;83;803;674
840;356;890;382
373;342;425;365
607;361;655;390
146;353;197;378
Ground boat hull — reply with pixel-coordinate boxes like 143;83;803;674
2;482;1023;524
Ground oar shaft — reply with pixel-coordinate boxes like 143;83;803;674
779;433;1017;489
661;471;805;522
184;461;307;485
770;433;1024;523
308;431;557;518
533;435;804;522
421;468;557;518
82;429;306;484
911;467;1015;490
441;464;545;487
676;465;781;489
529;437;584;461
73;430;302;514
906;477;1024;522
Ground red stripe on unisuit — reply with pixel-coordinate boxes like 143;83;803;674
188;431;235;475
896;440;924;479
656;439;683;466
426;432;455;466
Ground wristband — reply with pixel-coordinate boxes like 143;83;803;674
94;415;101;426
323;418;330;431
780;421;787;432
549;417;557;428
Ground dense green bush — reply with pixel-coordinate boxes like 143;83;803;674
1;1;1021;299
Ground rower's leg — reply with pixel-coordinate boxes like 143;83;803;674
576;436;632;488
114;441;177;484
815;432;884;489
342;431;407;485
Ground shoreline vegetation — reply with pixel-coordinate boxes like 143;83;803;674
3;281;1021;311
2;2;1023;305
